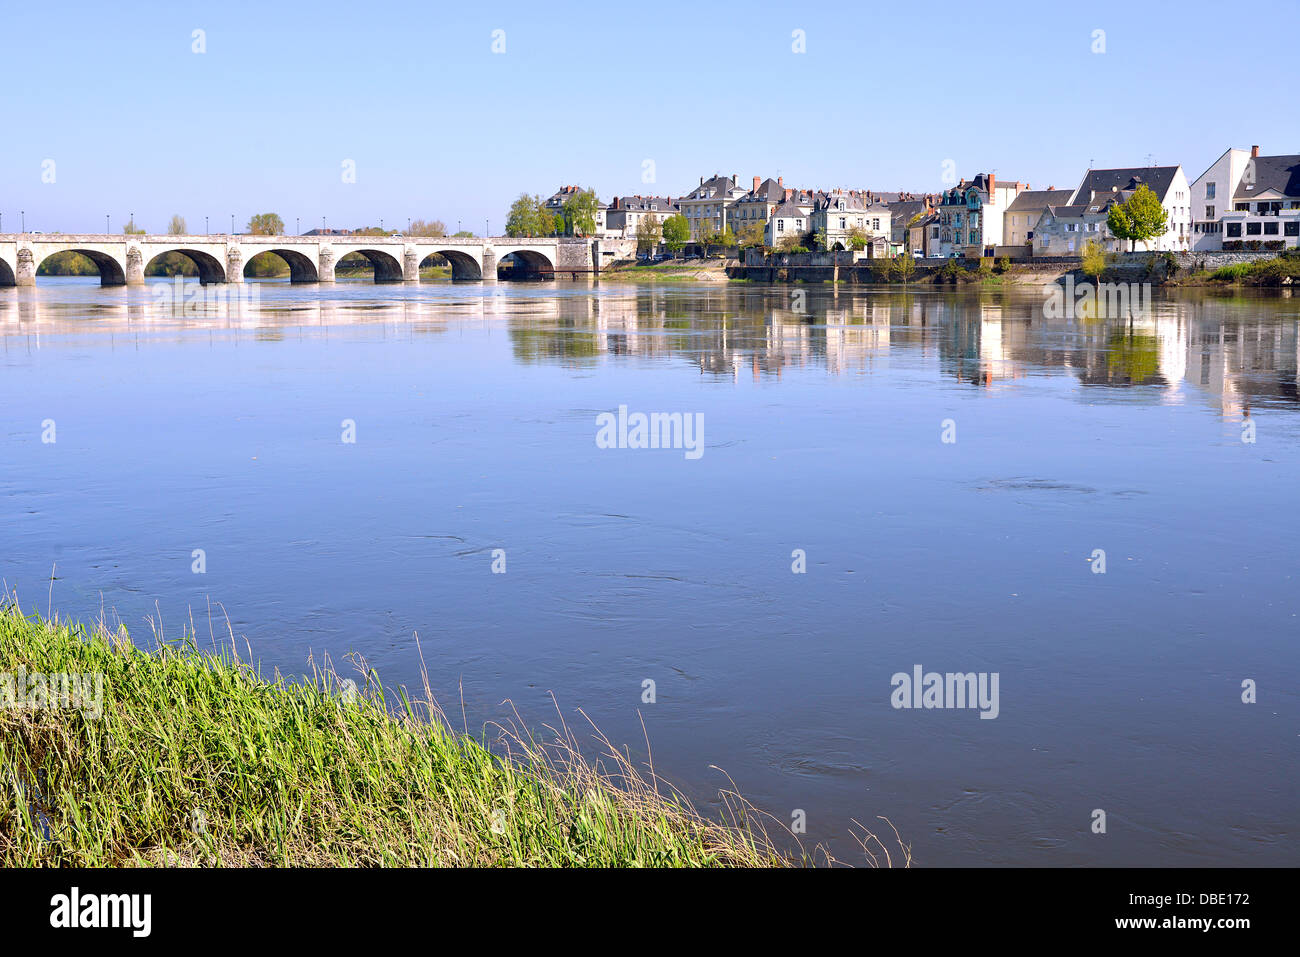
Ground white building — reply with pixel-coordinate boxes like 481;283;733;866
810;190;891;250
1192;146;1300;251
605;196;679;241
1066;166;1192;251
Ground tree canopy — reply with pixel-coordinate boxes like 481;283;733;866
661;215;690;253
562;189;600;237
408;219;447;237
246;213;284;236
635;213;662;253
505;194;551;238
1106;185;1167;251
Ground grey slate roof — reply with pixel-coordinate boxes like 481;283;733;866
1043;203;1101;219
1235;154;1300;199
1005;189;1062;213
611;195;678;213
770;201;807;219
1072;167;1179;203
686;174;736;200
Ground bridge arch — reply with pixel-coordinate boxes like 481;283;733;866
496;247;555;281
0;252;14;286
421;249;482;281
335;247;404;283
144;248;227;284
34;247;128;286
243;248;318;283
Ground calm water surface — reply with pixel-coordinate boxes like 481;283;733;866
3;277;1298;866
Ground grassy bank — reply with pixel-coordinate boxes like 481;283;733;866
0;601;791;867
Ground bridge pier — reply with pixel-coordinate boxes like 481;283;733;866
225;246;244;284
15;248;36;286
403;247;419;283
481;247;498;283
318;247;335;283
126;245;146;286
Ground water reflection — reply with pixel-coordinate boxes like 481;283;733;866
4;280;1298;417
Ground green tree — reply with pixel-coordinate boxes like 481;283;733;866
123;219;145;235
562;188;600;237
891;253;916;283
1082;239;1107;283
167;215;187;236
696;220;718;256
736;220;766;250
409;219;446;237
846;225;869;251
506;194;548;238
552;213;566;237
246;213;284;236
1106;185;1167;252
662;214;690;255
635;213;662;254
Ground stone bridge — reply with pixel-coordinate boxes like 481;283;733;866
0;234;630;286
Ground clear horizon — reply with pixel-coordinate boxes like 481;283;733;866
3;0;1294;235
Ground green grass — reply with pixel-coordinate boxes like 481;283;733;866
0;600;819;867
1207;252;1300;285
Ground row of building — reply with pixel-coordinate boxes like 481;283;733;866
545;146;1299;258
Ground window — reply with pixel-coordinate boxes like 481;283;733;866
839;217;846;229
1206;182;1216;199
776;220;783;232
1235;202;1250;211
1246;222;1262;235
873;219;880;230
1264;222;1279;235
1285;222;1299;236
1205;206;1215;219
1227;223;1242;237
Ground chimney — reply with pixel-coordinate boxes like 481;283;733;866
777;176;783;187
1251;145;1260;158
784;188;793;201
988;174;995;195
700;176;704;185
753;175;761;192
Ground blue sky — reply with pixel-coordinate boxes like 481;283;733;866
3;0;1295;235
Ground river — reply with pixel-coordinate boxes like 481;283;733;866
2;276;1297;865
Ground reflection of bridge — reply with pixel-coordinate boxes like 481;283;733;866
0;234;621;286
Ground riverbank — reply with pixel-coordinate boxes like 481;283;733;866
599;258;734;281
0;601;788;867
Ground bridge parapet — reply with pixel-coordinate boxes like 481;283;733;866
0;234;606;286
